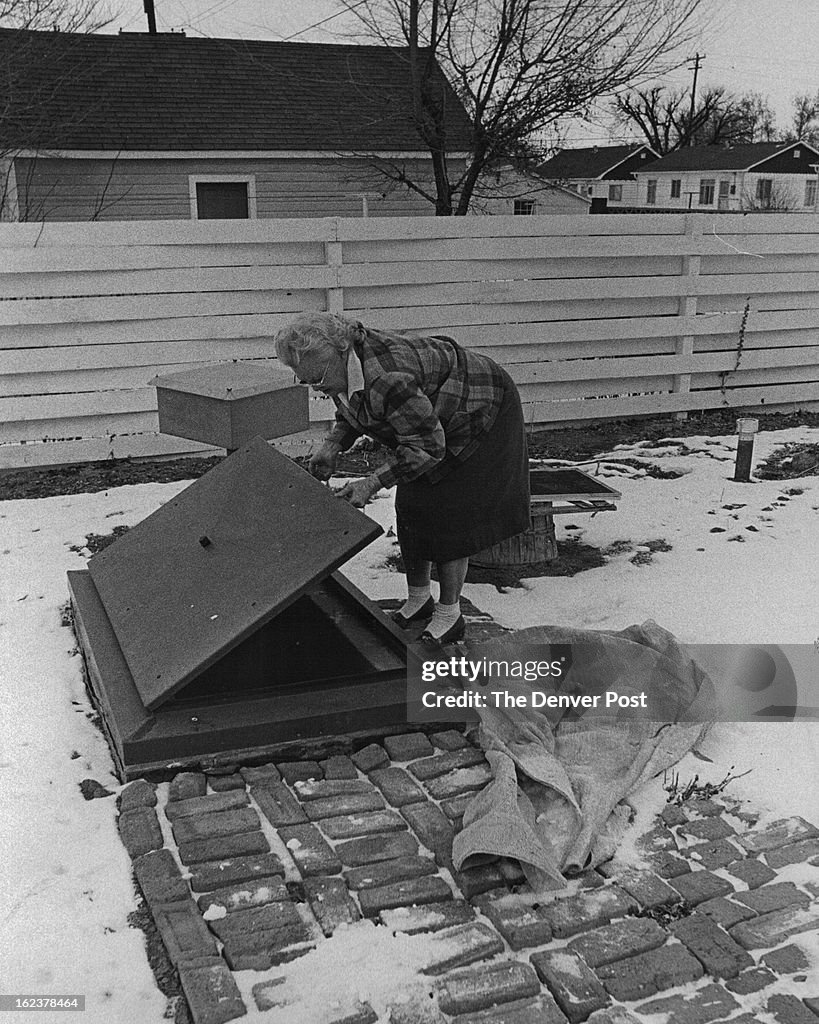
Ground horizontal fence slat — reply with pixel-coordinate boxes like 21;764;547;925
0;289;325;326
1;212;818;469
0;264;334;300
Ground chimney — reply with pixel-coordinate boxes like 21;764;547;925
144;0;157;34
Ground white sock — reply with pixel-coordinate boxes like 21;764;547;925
398;584;431;619
425;600;461;639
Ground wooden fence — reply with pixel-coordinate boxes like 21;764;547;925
1;213;818;469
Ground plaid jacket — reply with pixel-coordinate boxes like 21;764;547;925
327;328;508;488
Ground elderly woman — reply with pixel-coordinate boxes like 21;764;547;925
275;313;530;644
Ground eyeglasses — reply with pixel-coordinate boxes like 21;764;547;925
294;357;333;390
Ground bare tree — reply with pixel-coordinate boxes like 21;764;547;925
615;85;778;154
784;91;819;147
740;180;797;213
337;0;706;214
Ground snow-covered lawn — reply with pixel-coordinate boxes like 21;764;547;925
0;424;817;1023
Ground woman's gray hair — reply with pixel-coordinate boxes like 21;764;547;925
275;312;364;369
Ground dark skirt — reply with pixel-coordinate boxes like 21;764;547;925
395;369;530;562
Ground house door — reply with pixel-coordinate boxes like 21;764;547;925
718;180;731;210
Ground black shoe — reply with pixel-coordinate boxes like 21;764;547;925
419;615;465;645
391;596;435;629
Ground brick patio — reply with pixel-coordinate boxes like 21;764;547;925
119;731;819;1024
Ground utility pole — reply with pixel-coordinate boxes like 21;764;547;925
144;0;157;34
687;52;704;146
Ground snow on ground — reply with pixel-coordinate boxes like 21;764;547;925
0;424;817;1021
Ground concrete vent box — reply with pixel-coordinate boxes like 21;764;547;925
153;361;309;450
67;437;409;779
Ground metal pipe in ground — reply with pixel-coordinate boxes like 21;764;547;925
734;417;759;482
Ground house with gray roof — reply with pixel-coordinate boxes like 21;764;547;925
536;144;659;208
0;29;472;221
631;142;819;212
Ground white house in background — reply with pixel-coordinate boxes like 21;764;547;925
535;144;659;207
632;142;819;212
471;163;591;215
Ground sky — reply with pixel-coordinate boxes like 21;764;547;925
105;0;819;147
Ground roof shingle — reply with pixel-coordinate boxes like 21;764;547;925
537;144;655;179
0;29;473;153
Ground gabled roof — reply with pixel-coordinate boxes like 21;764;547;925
0;29;473;153
536;144;657;180
636;142;819;173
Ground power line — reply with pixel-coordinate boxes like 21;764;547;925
281;1;370;41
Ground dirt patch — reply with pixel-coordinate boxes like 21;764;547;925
69;525;131;557
127;898;190;1024
2;409;816;501
757;442;819;480
384;536;607;590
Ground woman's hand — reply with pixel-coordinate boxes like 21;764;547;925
308;440;342;481
334;476;381;508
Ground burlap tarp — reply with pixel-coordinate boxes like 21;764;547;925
451;621;717;891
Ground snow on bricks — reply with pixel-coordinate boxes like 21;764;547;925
435;960;541;1016
118;806;163;859
383;732;435;761
163;790;249;819
480;898;553;950
732;881;811;914
637;981;740;1023
381;901;476;935
177;959;246;1024
303;876;360;936
669;912;754;979
352;743;390;773
567;916;667;967
667;869;735;906
726;857;777;889
251;782;309;827
151;900;221;966
401;803;456;865
117;779;157;812
168;772;207;801
529;949;610;1023
276;760;323;785
319;810;409;840
409;747;488;781
593;943;705;1001
208;901;313;971
319;754;358;779
358;875;454;918
187;852;285;892
766;994;819;1024
737;817;819;854
303;791;387;821
277;823;342;876
344;854;438;891
424;764;494;801
293;778;375;801
335;831;420;866
369;767;428;807
730;903;819;949
419;922;504;975
133;848;190;906
449;994;569;1024
196;876;289;916
612;869;681;910
541;885;637;938
765;838;819;869
171;807;262;846
697;895;757;930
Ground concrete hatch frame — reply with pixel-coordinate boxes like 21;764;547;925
68;437;411;779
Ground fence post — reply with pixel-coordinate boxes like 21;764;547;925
673;214;702;421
